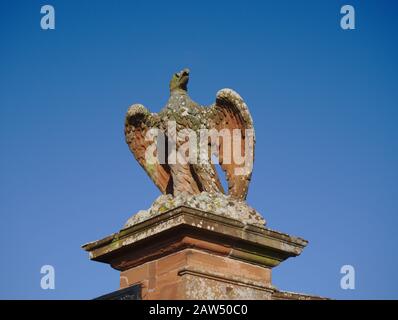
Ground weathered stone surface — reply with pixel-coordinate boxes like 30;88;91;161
82;206;318;299
272;290;329;300
83;206;329;300
83;206;307;269
124;191;266;228
119;249;274;300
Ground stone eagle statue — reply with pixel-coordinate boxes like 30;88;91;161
125;68;255;202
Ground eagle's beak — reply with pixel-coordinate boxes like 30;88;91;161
181;69;190;77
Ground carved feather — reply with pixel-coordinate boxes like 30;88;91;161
208;89;255;200
125;104;172;194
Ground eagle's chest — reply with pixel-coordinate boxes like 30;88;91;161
160;95;203;131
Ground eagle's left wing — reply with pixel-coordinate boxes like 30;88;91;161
207;89;255;200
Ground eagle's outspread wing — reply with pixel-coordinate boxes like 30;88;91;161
208;89;255;201
125;104;172;194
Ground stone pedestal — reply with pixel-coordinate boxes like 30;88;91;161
83;206;320;300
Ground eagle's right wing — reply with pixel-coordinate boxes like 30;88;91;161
125;104;172;194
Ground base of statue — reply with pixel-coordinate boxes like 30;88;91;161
82;206;325;300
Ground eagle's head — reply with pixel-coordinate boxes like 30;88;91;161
169;68;190;92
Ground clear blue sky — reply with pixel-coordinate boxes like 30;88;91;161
1;0;397;299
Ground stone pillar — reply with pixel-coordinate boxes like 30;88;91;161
82;206;312;300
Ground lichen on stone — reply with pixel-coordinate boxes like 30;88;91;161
124;191;266;228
